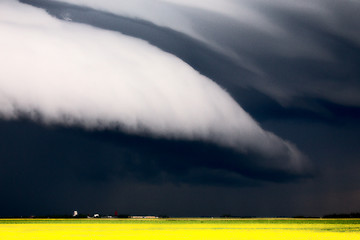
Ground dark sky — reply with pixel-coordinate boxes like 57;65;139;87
0;0;360;217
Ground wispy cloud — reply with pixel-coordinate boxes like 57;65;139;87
0;0;311;174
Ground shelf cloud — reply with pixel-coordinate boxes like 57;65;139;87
0;0;310;174
48;0;360;107
1;0;360;218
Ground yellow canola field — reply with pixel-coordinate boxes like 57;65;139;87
1;222;360;240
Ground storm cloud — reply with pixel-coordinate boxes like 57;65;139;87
49;0;360;108
1;0;359;217
0;0;310;174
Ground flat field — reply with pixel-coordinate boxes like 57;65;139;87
1;218;360;240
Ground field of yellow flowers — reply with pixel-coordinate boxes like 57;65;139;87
1;218;359;240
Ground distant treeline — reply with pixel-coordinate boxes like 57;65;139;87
2;212;360;219
19;214;131;219
323;213;360;218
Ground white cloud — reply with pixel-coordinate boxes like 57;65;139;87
0;0;310;173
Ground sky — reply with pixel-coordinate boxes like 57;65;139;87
0;0;359;217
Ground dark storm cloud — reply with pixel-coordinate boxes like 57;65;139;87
0;119;310;217
0;0;311;178
1;119;359;217
0;119;308;187
240;2;360;107
1;0;360;217
173;1;360;109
